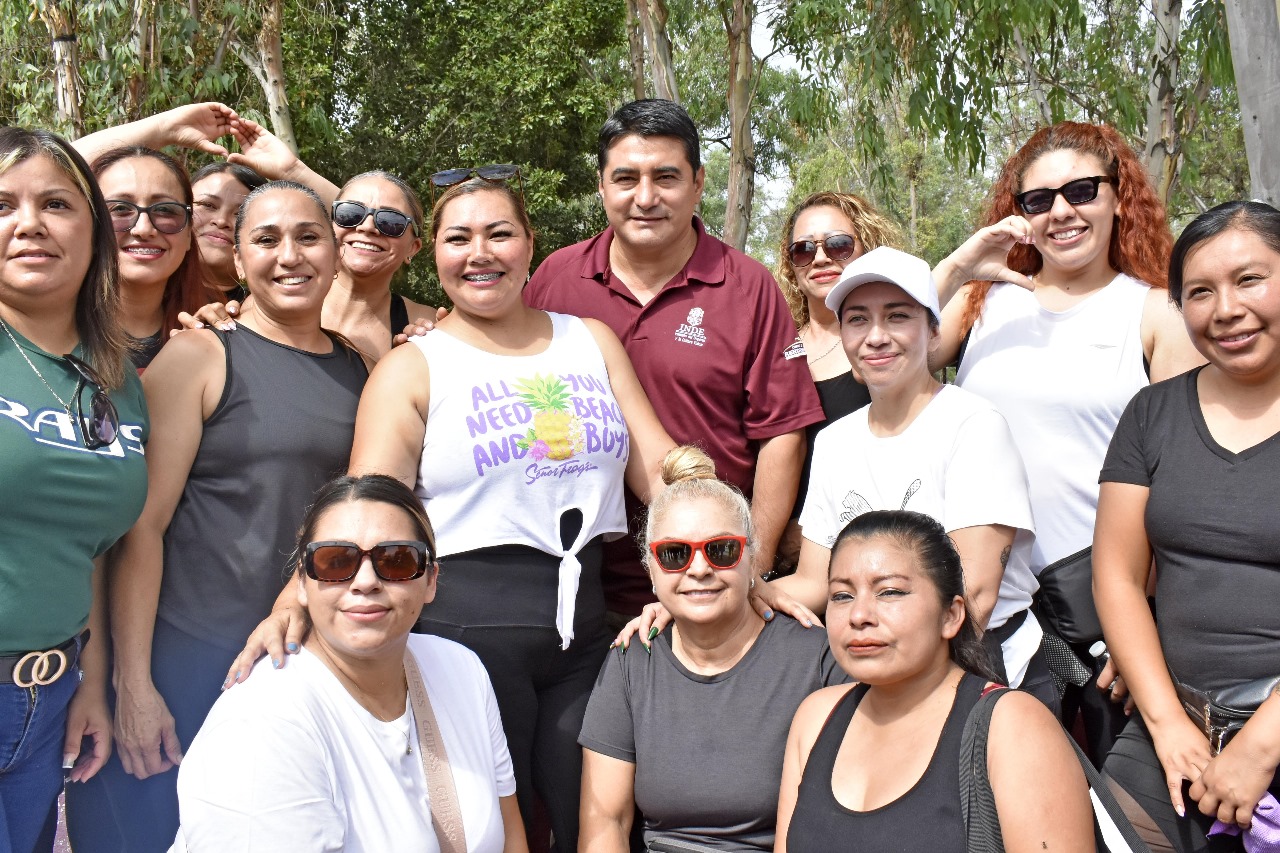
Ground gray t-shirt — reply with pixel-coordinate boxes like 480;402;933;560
1101;367;1280;693
579;616;847;852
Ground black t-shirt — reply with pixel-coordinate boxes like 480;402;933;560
579;616;848;852
1100;367;1280;692
129;330;165;371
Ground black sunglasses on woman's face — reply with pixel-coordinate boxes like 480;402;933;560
1014;176;1114;215
331;201;419;238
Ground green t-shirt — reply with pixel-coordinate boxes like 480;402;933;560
1;327;148;654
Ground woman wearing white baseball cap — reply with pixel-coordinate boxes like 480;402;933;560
771;246;1054;707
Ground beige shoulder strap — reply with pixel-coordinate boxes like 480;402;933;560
404;647;467;853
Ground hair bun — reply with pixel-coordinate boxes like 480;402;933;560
660;445;716;485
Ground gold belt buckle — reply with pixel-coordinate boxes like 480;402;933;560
13;647;69;688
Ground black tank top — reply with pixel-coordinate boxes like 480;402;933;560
792;371;871;519
390;293;409;344
785;672;985;852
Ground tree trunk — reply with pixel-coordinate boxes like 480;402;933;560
36;2;83;138
638;0;679;102
723;0;755;251
235;0;298;153
624;0;647;100
1142;0;1182;206
1012;26;1052;126
1224;0;1280;204
125;0;155;120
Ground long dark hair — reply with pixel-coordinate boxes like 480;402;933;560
190;161;266;194
0;127;129;389
1168;200;1280;306
90;146;212;335
830;510;1002;683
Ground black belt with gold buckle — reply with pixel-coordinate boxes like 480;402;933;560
0;630;88;687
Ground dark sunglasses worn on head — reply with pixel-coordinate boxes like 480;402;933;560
787;233;859;268
650;536;748;573
63;354;120;449
304;540;433;583
331;201;419;238
106;200;192;234
428;164;525;209
1014;176;1115;216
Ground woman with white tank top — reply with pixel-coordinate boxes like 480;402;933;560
930;121;1204;759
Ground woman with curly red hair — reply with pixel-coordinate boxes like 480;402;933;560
930;121;1203;761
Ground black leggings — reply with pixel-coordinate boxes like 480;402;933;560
1104;713;1280;852
417;538;608;853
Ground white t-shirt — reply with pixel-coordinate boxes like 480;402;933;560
956;276;1150;570
800;385;1041;683
170;635;515;853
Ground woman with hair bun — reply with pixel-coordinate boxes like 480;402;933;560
776;510;1094;852
578;448;848;853
932;121;1205;756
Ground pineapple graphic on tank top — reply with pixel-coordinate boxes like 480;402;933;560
514;373;587;461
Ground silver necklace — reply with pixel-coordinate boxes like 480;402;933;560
0;316;71;412
810;338;841;361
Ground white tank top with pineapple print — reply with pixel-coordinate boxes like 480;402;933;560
409;312;629;648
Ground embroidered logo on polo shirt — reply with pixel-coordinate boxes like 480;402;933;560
674;307;707;347
783;336;807;360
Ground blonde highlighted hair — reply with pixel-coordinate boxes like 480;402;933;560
776;191;903;328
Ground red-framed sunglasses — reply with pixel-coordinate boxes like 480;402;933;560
649;536;748;573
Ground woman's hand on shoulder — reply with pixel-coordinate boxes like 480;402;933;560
987;689;1096;852
753;575;822;628
173;300;240;336
610;603;670;653
393;307;451;347
223;605;310;689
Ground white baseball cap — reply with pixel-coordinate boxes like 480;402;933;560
823;246;941;321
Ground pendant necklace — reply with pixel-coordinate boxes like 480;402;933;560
0;316;72;413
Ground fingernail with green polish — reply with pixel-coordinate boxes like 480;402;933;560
647;627;659;641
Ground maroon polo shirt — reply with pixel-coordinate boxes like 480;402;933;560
525;217;822;614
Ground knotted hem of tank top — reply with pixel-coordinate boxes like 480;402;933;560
555;506;594;651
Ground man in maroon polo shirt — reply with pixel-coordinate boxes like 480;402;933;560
524;99;823;618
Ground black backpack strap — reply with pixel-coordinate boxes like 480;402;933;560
960;686;1008;853
960;685;1151;853
1066;736;1152;852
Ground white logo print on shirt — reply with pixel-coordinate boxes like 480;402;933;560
674;307;707;347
